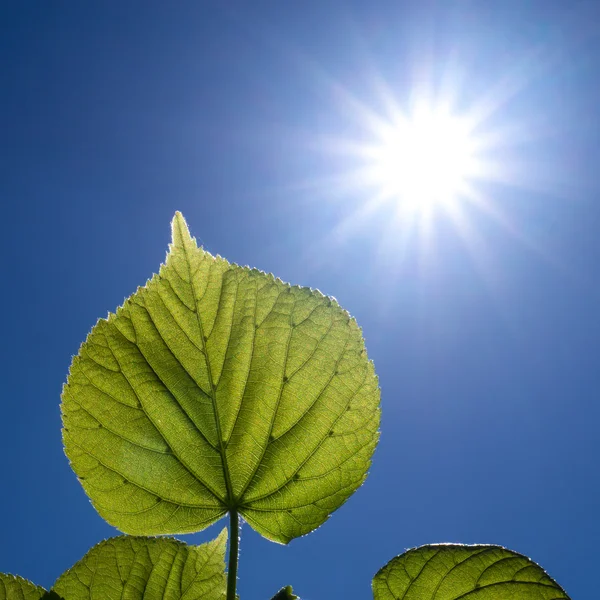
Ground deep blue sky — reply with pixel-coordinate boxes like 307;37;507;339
1;2;599;598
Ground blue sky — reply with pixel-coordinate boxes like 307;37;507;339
1;1;598;598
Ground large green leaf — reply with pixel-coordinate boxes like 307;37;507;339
373;544;570;600
0;574;48;600
53;530;227;600
62;212;380;542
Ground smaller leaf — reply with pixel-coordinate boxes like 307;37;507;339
270;585;299;600
0;573;49;600
52;529;227;600
372;544;570;600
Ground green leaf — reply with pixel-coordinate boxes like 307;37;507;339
62;212;380;543
0;574;48;600
372;544;571;600
52;529;227;600
270;585;299;600
1;532;225;600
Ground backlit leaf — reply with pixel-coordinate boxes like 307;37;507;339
53;529;226;600
0;574;48;600
373;544;570;600
270;585;298;600
62;212;380;542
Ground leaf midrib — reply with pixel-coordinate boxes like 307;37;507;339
178;218;236;510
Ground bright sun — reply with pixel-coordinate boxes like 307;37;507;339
307;59;545;273
368;106;478;213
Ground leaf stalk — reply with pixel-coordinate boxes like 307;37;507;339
227;509;240;600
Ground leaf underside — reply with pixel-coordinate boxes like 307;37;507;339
62;212;380;542
372;544;571;600
1;532;226;600
0;574;49;600
52;530;227;600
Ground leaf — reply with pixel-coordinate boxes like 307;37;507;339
62;212;380;542
372;544;571;600
0;533;226;600
52;529;227;600
0;574;48;600
270;585;299;600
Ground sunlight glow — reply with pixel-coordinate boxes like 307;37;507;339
289;49;557;290
366;106;478;213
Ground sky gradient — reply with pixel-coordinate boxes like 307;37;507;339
1;2;599;598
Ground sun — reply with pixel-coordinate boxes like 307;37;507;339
299;54;552;283
367;106;478;213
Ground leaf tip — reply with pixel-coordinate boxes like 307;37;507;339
171;211;194;248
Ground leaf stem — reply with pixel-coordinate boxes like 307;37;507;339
227;509;240;600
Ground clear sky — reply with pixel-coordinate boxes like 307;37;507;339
1;2;598;599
